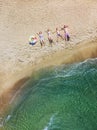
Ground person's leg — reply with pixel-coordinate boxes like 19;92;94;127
42;40;45;46
65;33;68;41
49;38;53;47
40;41;43;48
56;36;59;42
67;34;70;41
60;34;64;40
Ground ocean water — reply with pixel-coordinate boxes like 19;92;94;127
2;58;97;130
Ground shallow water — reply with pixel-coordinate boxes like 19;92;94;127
2;58;97;130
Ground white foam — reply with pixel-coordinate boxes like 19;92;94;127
43;114;56;130
5;115;11;122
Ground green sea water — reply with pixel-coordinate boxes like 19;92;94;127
1;58;97;130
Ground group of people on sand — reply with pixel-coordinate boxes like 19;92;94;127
29;25;70;48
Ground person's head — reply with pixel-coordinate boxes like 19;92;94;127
64;25;66;28
47;29;50;32
56;28;58;31
39;31;42;34
64;25;68;28
31;36;35;39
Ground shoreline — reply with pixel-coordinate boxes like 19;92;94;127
0;37;97;116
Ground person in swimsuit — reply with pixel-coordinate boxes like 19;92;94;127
56;28;63;42
46;29;54;47
63;25;70;41
29;36;37;45
37;31;45;47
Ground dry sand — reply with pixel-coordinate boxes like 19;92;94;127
0;0;97;114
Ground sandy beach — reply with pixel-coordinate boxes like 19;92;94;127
0;0;97;114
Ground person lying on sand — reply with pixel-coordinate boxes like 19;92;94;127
61;25;70;41
56;28;64;42
29;36;37;45
37;31;45;48
46;29;54;47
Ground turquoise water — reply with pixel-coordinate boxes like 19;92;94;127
2;58;97;130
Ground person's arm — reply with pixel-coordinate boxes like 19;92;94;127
61;27;64;30
36;33;39;36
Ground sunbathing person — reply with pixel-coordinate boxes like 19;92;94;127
37;31;45;48
62;25;70;41
46;29;54;46
56;28;64;42
29;36;37;45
